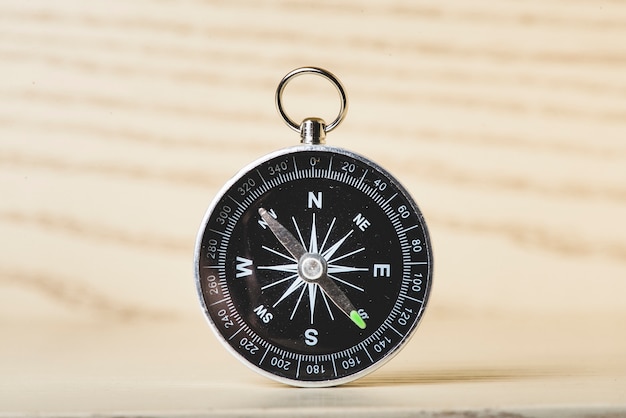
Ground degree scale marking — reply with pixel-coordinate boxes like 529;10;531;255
215;162;423;352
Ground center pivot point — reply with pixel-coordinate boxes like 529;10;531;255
298;253;327;281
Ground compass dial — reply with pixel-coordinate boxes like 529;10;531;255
195;145;432;387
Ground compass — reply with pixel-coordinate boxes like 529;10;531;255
194;67;433;387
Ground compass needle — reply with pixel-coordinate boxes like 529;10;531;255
259;208;306;259
315;273;362;324
195;67;432;387
350;310;367;330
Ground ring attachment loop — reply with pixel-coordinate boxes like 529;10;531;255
275;67;348;136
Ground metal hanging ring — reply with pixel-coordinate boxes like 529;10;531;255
275;67;348;133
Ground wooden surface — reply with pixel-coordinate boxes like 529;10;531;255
1;1;625;416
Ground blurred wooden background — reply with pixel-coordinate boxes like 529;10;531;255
1;0;625;416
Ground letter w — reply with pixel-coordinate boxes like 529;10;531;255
236;256;253;278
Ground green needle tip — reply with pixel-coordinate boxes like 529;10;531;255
350;310;366;329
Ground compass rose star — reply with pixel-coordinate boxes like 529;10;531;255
258;212;368;324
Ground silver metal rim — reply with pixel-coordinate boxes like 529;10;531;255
194;144;433;388
275;67;348;133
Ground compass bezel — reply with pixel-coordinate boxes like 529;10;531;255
194;144;433;387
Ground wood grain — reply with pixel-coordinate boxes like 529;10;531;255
1;0;625;416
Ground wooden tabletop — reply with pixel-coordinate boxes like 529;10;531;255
1;1;625;416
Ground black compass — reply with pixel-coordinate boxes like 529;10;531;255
194;67;433;387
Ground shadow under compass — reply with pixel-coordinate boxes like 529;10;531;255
347;367;568;387
251;367;581;418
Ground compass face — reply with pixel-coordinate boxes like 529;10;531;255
195;145;432;386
